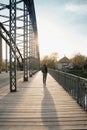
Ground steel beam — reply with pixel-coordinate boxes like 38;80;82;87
0;30;2;73
9;0;17;92
5;45;8;72
0;0;40;91
23;3;28;81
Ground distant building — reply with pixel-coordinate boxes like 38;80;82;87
58;56;73;70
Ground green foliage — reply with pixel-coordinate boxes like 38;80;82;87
71;53;87;70
67;53;87;78
2;60;9;71
67;70;87;78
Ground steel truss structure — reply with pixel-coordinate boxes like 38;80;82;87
23;3;28;81
0;0;40;92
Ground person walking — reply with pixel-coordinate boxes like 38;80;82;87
41;64;48;85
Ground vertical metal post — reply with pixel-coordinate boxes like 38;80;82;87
6;35;8;73
29;21;31;75
35;32;40;70
23;3;28;81
34;32;40;70
9;0;17;92
29;21;33;74
28;16;30;77
0;30;2;73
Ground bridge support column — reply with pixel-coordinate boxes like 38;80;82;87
9;0;17;92
0;34;2;73
23;3;28;81
5;44;8;73
29;21;34;74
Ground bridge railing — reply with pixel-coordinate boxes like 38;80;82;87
49;69;87;111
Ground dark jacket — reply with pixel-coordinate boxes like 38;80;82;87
41;64;48;73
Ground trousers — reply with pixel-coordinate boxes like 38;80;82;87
43;73;47;84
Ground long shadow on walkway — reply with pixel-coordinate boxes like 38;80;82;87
41;85;60;130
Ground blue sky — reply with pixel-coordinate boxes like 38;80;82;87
34;0;87;59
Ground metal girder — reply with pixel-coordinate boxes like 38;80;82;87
0;0;40;92
0;22;23;63
0;29;2;73
6;37;8;73
9;0;17;92
23;0;37;33
29;20;34;72
29;20;40;71
23;3;29;81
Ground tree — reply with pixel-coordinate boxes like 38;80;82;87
40;52;58;69
40;55;49;66
71;53;86;70
48;53;58;69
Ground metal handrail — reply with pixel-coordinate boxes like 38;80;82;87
49;69;87;111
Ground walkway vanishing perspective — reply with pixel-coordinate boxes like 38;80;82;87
0;71;87;130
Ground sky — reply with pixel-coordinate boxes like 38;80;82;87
34;0;87;59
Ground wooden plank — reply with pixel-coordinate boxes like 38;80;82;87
0;72;87;130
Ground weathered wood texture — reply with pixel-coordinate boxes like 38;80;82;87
0;71;87;130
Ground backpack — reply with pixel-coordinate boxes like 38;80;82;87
41;65;47;73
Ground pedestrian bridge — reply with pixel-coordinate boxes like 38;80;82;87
0;1;87;129
0;71;87;130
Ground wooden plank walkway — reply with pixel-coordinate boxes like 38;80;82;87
0;71;87;130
